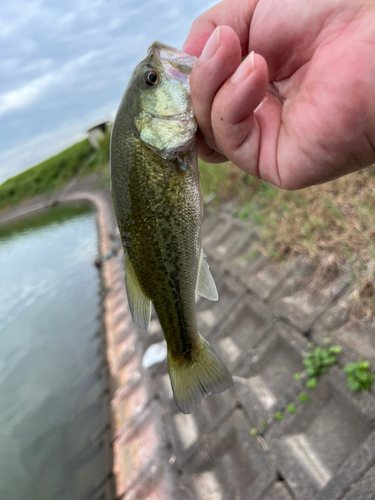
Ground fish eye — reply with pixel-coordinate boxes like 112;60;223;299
144;70;161;87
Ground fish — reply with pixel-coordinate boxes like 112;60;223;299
110;42;233;413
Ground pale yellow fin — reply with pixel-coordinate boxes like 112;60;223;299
195;250;218;301
168;334;233;413
125;254;151;330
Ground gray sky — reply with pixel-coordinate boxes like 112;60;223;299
0;0;216;184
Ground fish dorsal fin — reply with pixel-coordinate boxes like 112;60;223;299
196;250;218;301
125;254;151;330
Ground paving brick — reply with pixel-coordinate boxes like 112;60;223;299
202;213;235;259
260;482;294;500
343;463;375;500
205;217;257;264
113;401;167;498
123;460;178;500
270;258;349;332
243;256;303;301
179;410;277;500
211;294;275;371
105;304;129;336
147;317;164;341
196;276;246;337
155;370;173;407
266;367;375;500
202;211;221;234
330;319;375;365
112;377;151;435
222;236;269;279
115;352;141;390
166;388;238;466
311;296;351;335
233;323;308;428
106;328;138;373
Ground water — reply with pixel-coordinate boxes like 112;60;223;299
0;204;109;500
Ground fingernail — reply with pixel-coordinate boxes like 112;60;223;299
230;51;255;84
200;26;221;63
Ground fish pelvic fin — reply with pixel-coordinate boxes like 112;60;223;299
195;249;218;301
124;254;151;330
168;334;233;414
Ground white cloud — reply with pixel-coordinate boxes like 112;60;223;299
0;51;100;117
59;12;76;26
0;73;54;115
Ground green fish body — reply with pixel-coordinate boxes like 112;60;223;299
110;42;233;413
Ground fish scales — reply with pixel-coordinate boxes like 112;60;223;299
112;137;201;358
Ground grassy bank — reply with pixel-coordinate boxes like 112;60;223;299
0;130;111;211
199;160;375;318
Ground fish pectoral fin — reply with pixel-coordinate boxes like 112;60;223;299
124;254;151;330
168;334;233;414
195;250;218;301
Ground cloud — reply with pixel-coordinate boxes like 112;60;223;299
0;52;100;117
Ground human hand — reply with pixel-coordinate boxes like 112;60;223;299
183;0;375;189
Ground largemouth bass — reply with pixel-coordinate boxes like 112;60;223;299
110;42;233;413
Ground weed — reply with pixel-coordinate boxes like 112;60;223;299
303;345;342;378
250;428;258;436
299;392;310;403
305;377;318;389
343;362;375;391
287;404;297;414
274;412;284;421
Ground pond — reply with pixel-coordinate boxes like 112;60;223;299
0;203;110;500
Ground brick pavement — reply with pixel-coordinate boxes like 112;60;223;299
100;200;375;500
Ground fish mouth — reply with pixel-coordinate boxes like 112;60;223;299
147;41;197;74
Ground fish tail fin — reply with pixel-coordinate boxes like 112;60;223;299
167;334;233;414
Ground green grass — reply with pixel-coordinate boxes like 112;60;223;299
0;129;111;212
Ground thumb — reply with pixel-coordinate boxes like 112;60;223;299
182;0;259;57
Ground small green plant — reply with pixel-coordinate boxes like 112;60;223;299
261;421;268;430
303;345;342;378
343;362;375;391
305;377;318;389
293;373;301;381
299;392;310;403
274;411;284;421
287;403;297;414
250;428;258;436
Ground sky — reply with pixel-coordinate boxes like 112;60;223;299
0;0;216;184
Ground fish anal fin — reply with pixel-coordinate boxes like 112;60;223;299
196;250;218;301
168;334;233;414
125;254;151;330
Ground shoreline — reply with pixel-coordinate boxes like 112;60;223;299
0;187;122;499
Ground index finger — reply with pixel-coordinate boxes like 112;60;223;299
182;0;259;57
